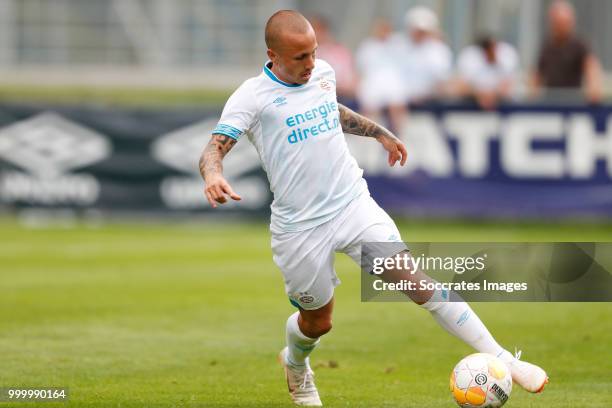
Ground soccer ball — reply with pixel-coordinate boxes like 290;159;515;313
450;353;512;407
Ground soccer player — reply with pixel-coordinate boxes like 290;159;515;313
199;10;548;406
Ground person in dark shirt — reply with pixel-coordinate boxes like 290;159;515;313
531;0;602;102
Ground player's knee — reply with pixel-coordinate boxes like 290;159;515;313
302;316;332;337
314;317;332;336
310;320;332;337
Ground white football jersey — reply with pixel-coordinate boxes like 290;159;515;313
457;42;518;92
213;59;367;233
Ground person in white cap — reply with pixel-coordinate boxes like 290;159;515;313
390;6;453;103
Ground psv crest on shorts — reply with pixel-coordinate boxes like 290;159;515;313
298;293;315;304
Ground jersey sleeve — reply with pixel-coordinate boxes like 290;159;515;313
213;80;258;141
457;47;477;80
432;44;453;81
501;43;519;75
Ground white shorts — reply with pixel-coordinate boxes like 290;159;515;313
271;192;407;310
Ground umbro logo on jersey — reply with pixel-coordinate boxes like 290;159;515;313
273;96;287;107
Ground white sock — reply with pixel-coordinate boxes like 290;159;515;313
285;312;320;367
421;289;509;358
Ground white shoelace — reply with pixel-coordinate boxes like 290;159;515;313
299;368;315;390
514;348;522;361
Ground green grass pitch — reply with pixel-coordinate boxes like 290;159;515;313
1;218;611;407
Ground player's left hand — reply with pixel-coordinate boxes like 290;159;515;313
378;135;407;167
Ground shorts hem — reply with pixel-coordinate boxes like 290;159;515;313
289;285;336;311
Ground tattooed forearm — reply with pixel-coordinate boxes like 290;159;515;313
338;104;396;140
199;134;237;181
338;104;408;167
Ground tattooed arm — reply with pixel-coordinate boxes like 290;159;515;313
199;134;242;208
338;104;407;167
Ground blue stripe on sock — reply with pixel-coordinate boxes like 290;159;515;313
456;310;471;326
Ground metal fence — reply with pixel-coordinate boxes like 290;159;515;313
0;0;610;77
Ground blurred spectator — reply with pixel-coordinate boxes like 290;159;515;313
531;0;603;103
391;6;453;104
355;18;407;132
310;14;357;105
456;35;519;110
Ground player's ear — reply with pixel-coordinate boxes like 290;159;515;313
267;48;277;63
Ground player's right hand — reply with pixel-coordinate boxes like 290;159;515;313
204;175;242;208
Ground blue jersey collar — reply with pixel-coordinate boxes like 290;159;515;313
263;62;304;88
